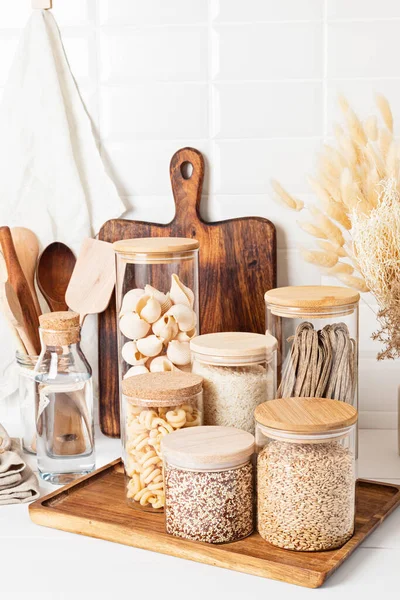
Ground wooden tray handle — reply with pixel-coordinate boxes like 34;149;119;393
170;147;205;226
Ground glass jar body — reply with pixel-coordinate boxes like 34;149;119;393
163;457;254;544
16;353;41;454
122;390;203;511
192;352;275;434
266;301;358;410
115;248;199;383
256;423;356;551
34;341;95;484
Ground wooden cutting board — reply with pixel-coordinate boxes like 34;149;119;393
29;459;400;589
98;147;276;437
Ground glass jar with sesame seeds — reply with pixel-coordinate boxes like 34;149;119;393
255;397;357;552
161;426;255;544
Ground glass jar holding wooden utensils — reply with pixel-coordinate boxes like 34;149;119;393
34;311;95;484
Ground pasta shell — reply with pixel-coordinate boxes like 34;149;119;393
119;288;145;317
152;314;179;343
169;274;194;308
136;334;163;358
121;341;147;366
119;312;150;340
149;356;176;373
136;295;162;324
175;328;197;342
166;304;196;332
123;365;149;379
167;340;191;366
144;286;173;314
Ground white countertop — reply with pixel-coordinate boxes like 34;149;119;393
1;428;399;599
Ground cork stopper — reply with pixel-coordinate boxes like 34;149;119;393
39;311;80;345
122;371;203;407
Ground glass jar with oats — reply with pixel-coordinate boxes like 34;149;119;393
162;426;255;544
255;397;357;552
190;332;277;434
265;286;359;411
121;371;203;512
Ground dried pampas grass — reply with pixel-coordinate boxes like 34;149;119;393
270;94;400;359
352;180;400;357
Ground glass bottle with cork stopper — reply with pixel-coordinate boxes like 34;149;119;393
34;311;95;484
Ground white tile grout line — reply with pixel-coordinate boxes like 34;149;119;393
322;0;328;140
207;0;218;198
92;0;103;147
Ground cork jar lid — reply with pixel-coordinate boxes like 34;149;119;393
190;332;277;365
122;371;203;406
39;311;80;330
255;397;358;434
161;426;255;469
113;237;199;255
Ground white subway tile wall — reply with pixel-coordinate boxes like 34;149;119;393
1;0;398;428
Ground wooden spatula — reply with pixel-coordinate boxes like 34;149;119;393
66;238;115;325
11;227;41;317
0;227;41;354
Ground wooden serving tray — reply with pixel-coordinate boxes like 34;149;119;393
29;459;400;589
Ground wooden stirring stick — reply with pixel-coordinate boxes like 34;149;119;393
0;227;41;354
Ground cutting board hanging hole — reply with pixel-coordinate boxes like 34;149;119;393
180;161;193;180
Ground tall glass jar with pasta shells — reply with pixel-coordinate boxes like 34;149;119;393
121;371;203;511
113;238;199;402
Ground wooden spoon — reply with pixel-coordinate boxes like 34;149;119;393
37;242;76;312
11;227;41;317
0;281;36;354
0;227;41;354
66;238;115;325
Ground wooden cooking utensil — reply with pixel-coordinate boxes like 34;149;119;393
98;147;277;437
0;282;37;354
0;227;41;354
65;238;115;325
37;242;76;312
11;227;41;317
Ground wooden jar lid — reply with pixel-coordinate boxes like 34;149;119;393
190;332;276;359
264;286;360;309
122;372;203;404
161;426;255;469
39;311;80;330
254;397;358;434
113;237;199;254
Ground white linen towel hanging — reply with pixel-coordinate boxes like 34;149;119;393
0;10;125;419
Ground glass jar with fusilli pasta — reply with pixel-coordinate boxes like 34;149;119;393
121;371;203;511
